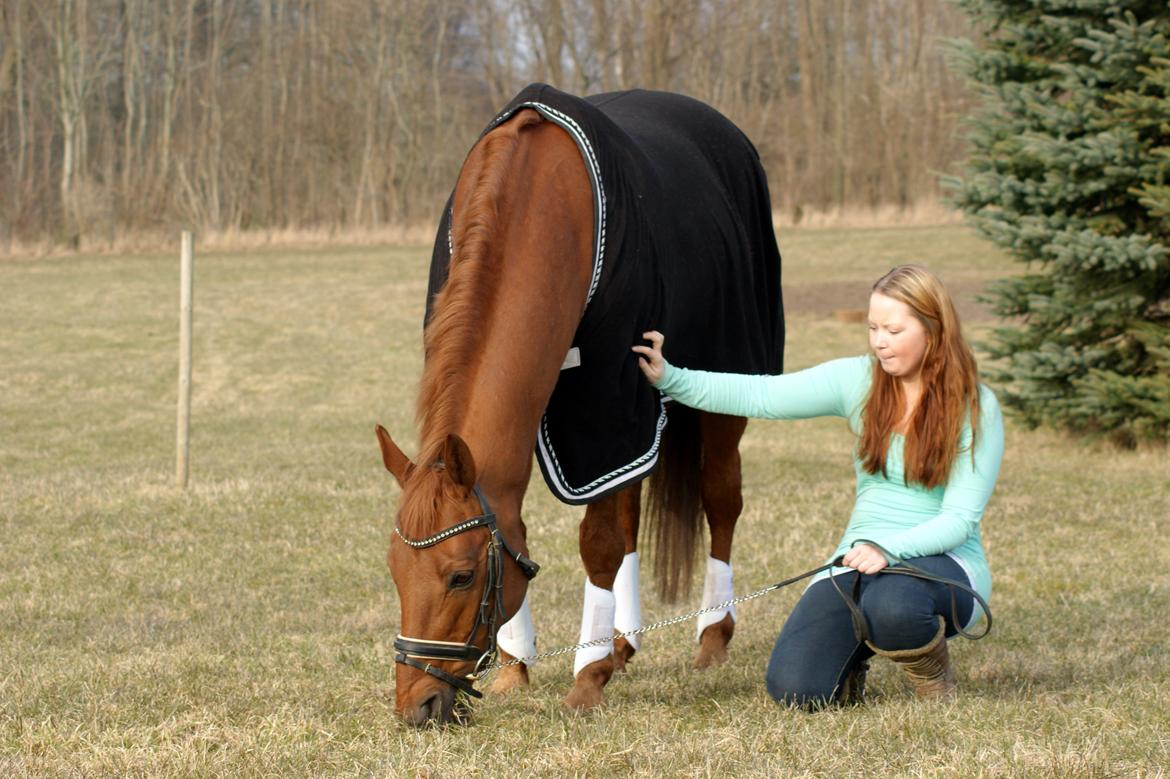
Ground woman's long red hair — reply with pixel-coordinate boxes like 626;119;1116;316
859;265;980;489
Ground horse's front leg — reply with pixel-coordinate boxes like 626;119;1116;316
490;594;535;694
694;413;748;670
564;490;629;711
611;482;642;672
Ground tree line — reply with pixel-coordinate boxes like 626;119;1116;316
0;0;976;248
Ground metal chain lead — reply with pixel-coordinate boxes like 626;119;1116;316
456;542;990;695
474;571;821;677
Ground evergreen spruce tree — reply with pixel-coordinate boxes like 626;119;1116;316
949;0;1170;445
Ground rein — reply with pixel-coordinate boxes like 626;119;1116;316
826;540;992;644
392;485;539;699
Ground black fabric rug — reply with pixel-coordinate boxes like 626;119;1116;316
426;83;784;505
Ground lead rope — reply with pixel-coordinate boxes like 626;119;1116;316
474;540;990;682
475;560;837;676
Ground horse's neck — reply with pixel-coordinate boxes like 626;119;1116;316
456;253;584;493
425;115;593;504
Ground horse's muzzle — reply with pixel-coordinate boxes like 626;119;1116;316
401;686;458;727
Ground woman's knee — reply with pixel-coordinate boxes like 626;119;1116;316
764;575;871;709
765;672;835;710
764;653;841;710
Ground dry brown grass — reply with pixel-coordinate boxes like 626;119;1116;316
2;227;1167;777
0;223;439;260
773;200;965;230
1;200;966;260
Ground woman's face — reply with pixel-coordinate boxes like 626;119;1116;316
868;292;929;382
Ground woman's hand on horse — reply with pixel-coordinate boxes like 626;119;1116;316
842;543;889;574
632;330;666;385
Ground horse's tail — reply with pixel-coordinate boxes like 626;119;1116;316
645;405;703;603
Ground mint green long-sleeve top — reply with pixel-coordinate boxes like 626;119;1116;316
655;355;1003;627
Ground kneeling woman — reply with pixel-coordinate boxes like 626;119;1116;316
632;265;1003;707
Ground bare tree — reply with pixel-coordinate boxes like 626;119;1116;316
0;0;978;247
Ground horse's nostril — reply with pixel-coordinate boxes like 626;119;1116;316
424;692;444;721
403;692;443;727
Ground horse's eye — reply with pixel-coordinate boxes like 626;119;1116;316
448;570;475;590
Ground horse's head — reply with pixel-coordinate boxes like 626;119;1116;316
375;424;537;726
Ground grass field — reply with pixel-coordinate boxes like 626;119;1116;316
2;225;1168;777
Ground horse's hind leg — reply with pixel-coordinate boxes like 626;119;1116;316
564;486;637;711
694;412;748;670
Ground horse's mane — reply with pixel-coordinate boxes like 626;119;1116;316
401;110;542;536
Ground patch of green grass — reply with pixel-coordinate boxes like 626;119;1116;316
2;228;1167;776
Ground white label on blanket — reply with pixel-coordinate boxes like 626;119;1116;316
561;347;581;370
573;578;615;676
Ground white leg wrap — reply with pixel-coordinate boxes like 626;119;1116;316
695;557;736;642
613;552;643;652
572;578;615;677
496;593;537;667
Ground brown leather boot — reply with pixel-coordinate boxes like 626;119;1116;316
866;616;955;699
837;658;869;705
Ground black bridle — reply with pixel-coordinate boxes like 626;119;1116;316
392;485;540;699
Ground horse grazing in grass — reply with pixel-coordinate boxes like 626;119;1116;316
376;84;784;726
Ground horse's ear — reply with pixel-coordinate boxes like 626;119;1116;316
375;424;414;487
441;434;477;489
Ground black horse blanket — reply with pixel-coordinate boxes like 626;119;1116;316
427;83;784;505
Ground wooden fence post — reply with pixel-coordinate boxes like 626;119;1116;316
176;231;194;488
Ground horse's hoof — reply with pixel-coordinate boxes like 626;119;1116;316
488;662;530;694
562;684;605;711
693;614;735;670
612;637;637;673
563;656;613;711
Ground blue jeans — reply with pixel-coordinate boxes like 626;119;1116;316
764;554;974;709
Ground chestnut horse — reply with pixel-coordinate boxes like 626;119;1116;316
376;107;756;726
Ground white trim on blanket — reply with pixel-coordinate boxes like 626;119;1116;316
484;100;607;310
485;98;666;503
536;396;669;504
